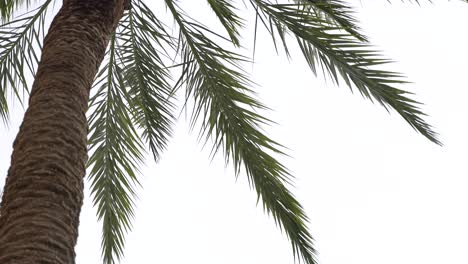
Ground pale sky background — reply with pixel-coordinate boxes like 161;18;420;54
1;1;468;264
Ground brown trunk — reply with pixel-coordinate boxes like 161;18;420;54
0;0;128;263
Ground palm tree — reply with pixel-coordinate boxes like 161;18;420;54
0;0;462;263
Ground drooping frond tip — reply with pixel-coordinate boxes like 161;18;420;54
1;1;457;264
87;0;177;262
88;32;144;264
207;0;244;47
251;0;441;145
118;0;176;161
165;1;318;263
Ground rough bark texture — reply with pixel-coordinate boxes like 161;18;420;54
0;0;128;263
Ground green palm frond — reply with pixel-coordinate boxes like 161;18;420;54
88;2;179;261
87;33;145;264
165;1;317;263
296;0;367;42
0;0;51;122
3;1;465;264
0;0;36;21
207;0;244;47
118;0;176;161
251;1;440;145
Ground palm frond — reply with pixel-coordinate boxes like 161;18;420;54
0;0;51;122
87;33;145;264
296;0;367;42
118;0;176;161
165;1;317;263
251;1;440;145
0;0;36;21
207;0;244;46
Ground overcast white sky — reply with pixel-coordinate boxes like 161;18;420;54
1;1;468;264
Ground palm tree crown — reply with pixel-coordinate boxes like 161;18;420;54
1;0;463;263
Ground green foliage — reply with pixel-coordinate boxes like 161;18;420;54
87;1;175;262
0;0;34;21
0;0;51;122
2;0;465;263
296;0;368;41
251;0;440;144
207;0;244;46
87;33;145;264
166;0;316;262
118;0;175;161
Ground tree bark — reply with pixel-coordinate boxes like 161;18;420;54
0;0;128;263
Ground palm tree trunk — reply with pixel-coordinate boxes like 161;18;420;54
0;0;128;263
